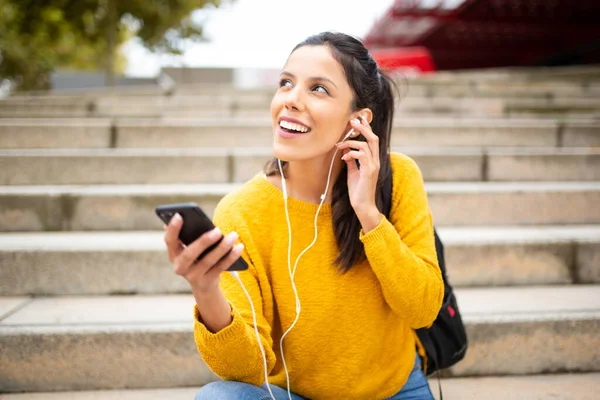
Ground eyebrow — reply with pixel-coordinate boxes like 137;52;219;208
281;71;338;89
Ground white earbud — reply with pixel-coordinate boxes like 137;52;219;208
341;116;365;142
342;128;355;142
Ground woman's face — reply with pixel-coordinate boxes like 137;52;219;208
270;45;355;162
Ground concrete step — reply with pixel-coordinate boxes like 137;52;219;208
0;388;200;400
0;118;113;149
413;79;600;98
1;111;595;122
1;147;599;185
0;97;92;115
0;110;92;119
1;182;599;232
429;374;600;400
7;373;600;400
9;93;593;110
1;117;585;149
0;148;231;185
427;64;600;81
94;97;509;118
108;98;600;119
0;226;598;296
2;93;599;119
0;285;598;392
1;373;599;400
114;118;600;148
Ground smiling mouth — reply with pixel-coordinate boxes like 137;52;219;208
279;120;312;134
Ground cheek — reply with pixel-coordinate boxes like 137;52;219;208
270;93;283;117
316;109;350;140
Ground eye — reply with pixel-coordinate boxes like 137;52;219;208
312;84;329;94
279;79;292;88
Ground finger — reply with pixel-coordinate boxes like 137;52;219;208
342;148;360;174
358;115;378;140
176;227;223;272
336;140;370;151
205;243;245;281
350;117;375;138
164;213;184;261
341;149;367;162
336;140;373;162
353;117;380;161
196;231;239;271
361;118;381;164
342;150;373;174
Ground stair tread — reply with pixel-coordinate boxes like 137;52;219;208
0;116;567;127
435;373;600;400
0;374;599;400
1;285;598;331
1;146;599;156
1;225;600;251
0;181;599;195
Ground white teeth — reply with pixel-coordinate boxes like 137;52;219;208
279;120;309;133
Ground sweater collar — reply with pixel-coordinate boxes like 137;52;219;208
255;173;333;216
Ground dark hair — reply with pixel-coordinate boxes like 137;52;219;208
264;32;397;271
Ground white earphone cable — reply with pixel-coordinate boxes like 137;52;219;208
277;135;346;399
235;128;354;400
229;271;276;400
277;158;297;399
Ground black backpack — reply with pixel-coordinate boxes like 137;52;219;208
382;165;468;379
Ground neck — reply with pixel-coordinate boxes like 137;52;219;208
283;149;344;204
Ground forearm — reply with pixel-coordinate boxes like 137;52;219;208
361;216;443;327
193;288;277;386
192;286;233;333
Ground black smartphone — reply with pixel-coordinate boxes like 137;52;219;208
155;202;248;271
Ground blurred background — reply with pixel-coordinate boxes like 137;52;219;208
0;0;599;399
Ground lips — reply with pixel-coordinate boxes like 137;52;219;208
279;116;311;134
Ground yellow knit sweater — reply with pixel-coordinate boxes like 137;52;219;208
193;152;443;400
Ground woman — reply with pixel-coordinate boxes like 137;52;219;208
163;32;443;400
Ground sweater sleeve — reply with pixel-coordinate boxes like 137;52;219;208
359;154;444;329
192;199;276;386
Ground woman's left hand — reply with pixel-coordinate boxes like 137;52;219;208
335;117;382;232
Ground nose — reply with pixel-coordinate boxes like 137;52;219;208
284;86;303;111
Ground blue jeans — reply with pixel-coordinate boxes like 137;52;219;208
194;353;433;399
386;353;434;400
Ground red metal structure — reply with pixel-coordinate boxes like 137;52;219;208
365;0;600;71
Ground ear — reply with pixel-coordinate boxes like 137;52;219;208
352;108;373;124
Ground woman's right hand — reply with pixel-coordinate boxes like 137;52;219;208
163;213;245;294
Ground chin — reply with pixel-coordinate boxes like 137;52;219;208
272;140;335;164
272;140;303;162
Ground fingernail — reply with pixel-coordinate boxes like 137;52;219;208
209;227;221;239
235;243;245;253
170;213;181;225
229;231;239;242
351;119;360;125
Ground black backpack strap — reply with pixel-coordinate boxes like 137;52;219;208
418;331;443;399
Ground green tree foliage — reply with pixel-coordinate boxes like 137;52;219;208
0;0;221;91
